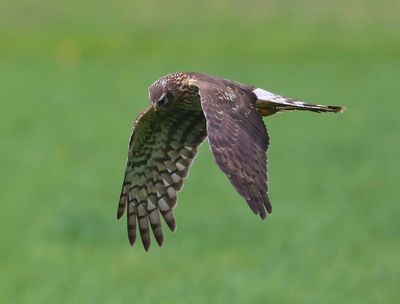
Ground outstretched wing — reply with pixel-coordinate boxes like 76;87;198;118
191;80;272;219
117;106;207;251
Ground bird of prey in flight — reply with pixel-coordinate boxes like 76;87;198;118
117;72;345;251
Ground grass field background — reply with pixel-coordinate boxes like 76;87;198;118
1;0;399;303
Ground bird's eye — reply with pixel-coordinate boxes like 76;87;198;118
157;94;167;106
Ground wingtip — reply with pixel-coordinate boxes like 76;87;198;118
153;228;164;247
168;220;177;232
259;199;272;220
264;198;272;214
128;234;136;246
155;235;164;247
142;240;151;252
162;210;177;232
117;209;124;220
259;206;267;219
127;216;137;245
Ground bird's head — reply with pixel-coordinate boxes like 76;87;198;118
148;73;188;111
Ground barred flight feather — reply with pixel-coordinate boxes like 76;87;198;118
118;72;345;251
118;106;206;251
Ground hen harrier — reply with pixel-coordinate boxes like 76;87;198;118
117;72;344;251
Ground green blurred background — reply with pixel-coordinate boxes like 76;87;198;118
1;0;399;303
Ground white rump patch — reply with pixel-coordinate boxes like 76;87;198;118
253;87;297;106
253;88;278;101
253;87;313;108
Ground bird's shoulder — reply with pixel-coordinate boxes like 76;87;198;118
185;72;255;92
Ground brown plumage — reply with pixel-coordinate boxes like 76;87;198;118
117;72;345;251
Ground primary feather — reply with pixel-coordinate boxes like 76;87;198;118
117;72;344;251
